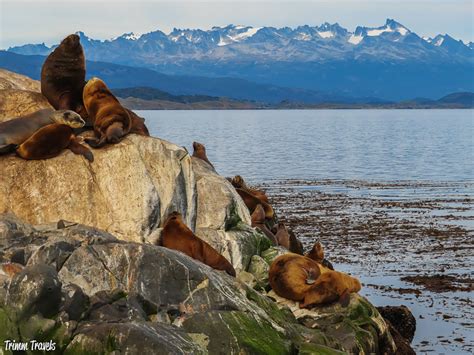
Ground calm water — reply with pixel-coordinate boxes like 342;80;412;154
139;109;474;182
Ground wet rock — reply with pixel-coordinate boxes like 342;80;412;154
377;305;416;342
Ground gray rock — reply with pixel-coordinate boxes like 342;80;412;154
7;264;62;320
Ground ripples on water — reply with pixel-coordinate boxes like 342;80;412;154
139;109;474;182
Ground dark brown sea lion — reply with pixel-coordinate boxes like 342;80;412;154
82;77;131;147
231;175;269;203
0;109;85;154
251;205;277;245
161;212;236;277
236;188;274;219
16;123;93;162
269;253;361;308
288;229;304;255
192;141;214;168
305;242;334;270
41;34;87;119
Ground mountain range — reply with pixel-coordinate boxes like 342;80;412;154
4;19;474;101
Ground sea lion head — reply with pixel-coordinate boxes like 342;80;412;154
61;34;81;50
232;175;244;188
192;141;205;153
52;110;85;128
163;211;183;227
306;241;325;263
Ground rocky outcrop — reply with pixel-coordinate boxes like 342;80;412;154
0;135;265;272
0;69;51;120
0;215;397;354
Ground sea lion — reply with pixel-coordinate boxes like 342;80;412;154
305;242;334;270
127;109;150;136
288;229;304;255
236;188;274;219
161;212;236;277
231;175;269;203
41;34;87;119
0;109;84;154
82;77;131;147
192;141;214;169
269;253;361;308
275;222;290;249
251;205;277;245
16;123;93;162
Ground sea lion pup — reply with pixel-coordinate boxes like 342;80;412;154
275;222;290;249
231;175;269;203
305;242;334;270
16;123;93;162
251;205;278;245
192;141;214;169
269;253;361;308
161;212;236;277
236;188;274;220
41;34;87;119
82;77;132;147
0;109;84;154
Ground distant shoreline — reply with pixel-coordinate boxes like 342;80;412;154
119;98;474;110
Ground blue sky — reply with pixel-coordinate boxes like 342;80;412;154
0;0;472;48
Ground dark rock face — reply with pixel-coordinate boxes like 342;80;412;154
377;305;416;342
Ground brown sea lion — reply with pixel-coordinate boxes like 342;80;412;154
305;242;334;270
288;229;304;255
0;109;84;153
161;212;236;277
275;222;290;249
41;34;87;119
127;109;150;136
82;77;131;147
251;205;277;245
16;123;93;162
236;188;274;219
269;253;361;308
231;175;269;203
192;141;214;169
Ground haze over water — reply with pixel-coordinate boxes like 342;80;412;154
140;109;474;183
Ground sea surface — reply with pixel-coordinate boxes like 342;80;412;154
139;109;474;182
139;109;474;353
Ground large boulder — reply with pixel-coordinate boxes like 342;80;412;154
0;135;265;271
0;69;51;120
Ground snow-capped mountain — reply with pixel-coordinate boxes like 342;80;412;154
6;19;473;100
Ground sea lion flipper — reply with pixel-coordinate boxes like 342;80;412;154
69;137;94;162
338;290;351;308
0;144;18;154
84;136;106;148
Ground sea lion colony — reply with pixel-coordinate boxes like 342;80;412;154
1;33;361;308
